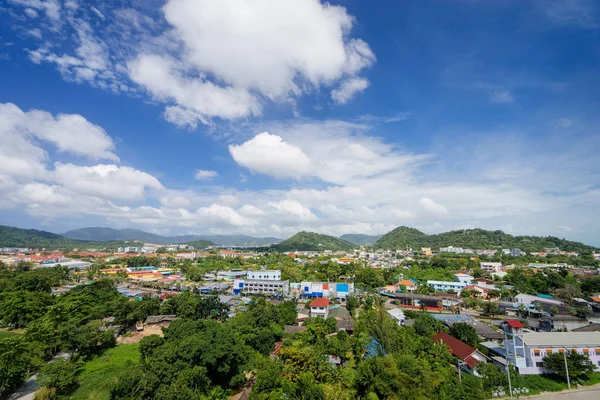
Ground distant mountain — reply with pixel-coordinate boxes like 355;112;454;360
375;227;598;252
63;227;167;243
339;234;382;246
0;226;133;250
63;227;281;247
274;231;356;252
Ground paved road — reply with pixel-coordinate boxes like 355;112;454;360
518;384;600;400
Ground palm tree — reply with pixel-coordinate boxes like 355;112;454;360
419;302;427;313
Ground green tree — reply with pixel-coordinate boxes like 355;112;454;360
449;323;479;347
543;352;595;381
0;337;39;393
37;359;78;395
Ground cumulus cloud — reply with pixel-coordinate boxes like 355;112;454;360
331;77;369;104
229;132;314;179
11;0;375;126
0;102;118;166
52;163;163;202
194;169;218;180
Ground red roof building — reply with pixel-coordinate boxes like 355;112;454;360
433;332;488;369
505;319;524;329
310;298;331;307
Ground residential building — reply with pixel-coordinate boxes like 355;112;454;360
454;273;474;284
439;246;464;254
427;280;467;292
309;298;330;318
480;262;503;273
233;270;289;296
433;332;488;375
398;279;417;292
503;320;600;374
298;282;354;299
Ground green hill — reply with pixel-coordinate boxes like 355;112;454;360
375;227;597;252
0;226;135;251
274;231;356;252
339;234;382;246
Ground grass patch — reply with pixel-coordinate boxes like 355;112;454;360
514;372;600;396
71;344;140;400
0;329;23;340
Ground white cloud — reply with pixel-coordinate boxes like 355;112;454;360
0;103;118;177
229;132;314;179
9;0;60;21
194;169;219;181
489;90;514;104
418;197;450;216
331;77;369;104
52;163;163;202
12;0;375;127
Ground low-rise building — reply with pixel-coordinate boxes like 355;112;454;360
309;298;330;318
297;282;354;299
480;262;503;273
503;320;600;374
433;332;488;375
233;270;289;296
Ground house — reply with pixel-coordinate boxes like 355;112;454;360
145;315;177;328
433;332;488;375
502;320;600;374
309;298;331;318
539;315;589;332
398;279;417;292
480;262;503;273
462;284;498;299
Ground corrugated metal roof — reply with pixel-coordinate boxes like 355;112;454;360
523;332;600;347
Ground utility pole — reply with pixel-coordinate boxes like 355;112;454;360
457;359;462;382
506;360;513;398
564;350;571;390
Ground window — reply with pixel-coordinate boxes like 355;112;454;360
546;350;553;354
583;349;589;354
534;350;540;357
558;349;564;353
536;362;544;367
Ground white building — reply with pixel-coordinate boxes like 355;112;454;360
427;273;473;293
439;246;464;254
38;260;91;270
233;269;289;296
503;320;600;374
480;262;503;273
309;298;330;318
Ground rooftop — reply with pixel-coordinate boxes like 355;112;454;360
310;298;331;307
523;332;600;347
433;332;480;368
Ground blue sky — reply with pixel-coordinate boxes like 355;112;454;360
1;0;599;245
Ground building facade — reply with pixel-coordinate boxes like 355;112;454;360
503;320;600;374
233;270;289;296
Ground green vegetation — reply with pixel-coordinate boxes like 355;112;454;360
0;225;137;250
339;234;382;245
275;231;357;252
71;344;140;400
180;240;214;249
543;352;596;381
375;226;597;252
0;330;22;340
